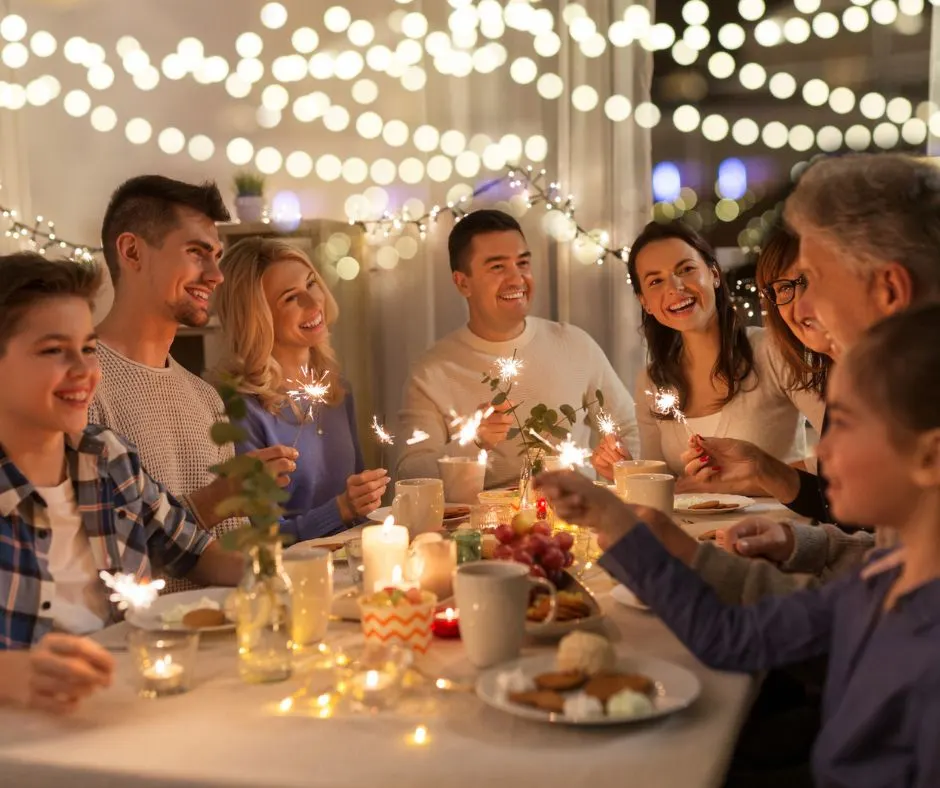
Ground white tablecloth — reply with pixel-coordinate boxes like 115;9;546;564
0;500;797;788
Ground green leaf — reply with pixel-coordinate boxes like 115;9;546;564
489;379;500;391
215;496;249;519
217;454;264;478
491;391;508;406
481;374;490;383
559;404;576;424
507;427;520;440
210;421;246;446
227;397;248;421
581;393;589;410
595;389;605;408
549;425;569;440
531;404;547;419
545;409;558;425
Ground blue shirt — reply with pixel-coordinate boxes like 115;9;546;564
600;524;940;788
0;426;212;649
236;391;364;542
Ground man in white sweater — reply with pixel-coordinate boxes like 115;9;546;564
88;176;296;588
397;209;639;489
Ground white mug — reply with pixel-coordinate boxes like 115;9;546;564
613;459;669;498
282;548;333;649
437;457;487;504
392;478;445;537
454;561;557;668
620;472;676;513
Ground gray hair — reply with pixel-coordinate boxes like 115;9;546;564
784;153;940;302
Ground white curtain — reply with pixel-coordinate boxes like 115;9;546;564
0;94;31;254
352;0;654;469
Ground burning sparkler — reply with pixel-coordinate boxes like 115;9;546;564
371;416;395;446
477;449;489;466
449;407;495;447
405;429;430;446
646;387;693;437
99;571;165;611
286;366;331;418
493;355;523;384
526;429;590;470
596;410;618;437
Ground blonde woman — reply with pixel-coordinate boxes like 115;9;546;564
214;237;388;540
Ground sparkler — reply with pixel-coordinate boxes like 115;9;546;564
286;366;331;446
371;416;395;446
99;571;165;611
596;411;617;438
449;407;495;446
405;429;430;446
526;429;591;470
477;449;489;466
493;355;523;384
647;387;693;437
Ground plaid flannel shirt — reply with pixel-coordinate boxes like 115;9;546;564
0;425;213;649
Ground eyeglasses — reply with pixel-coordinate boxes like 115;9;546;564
762;273;808;306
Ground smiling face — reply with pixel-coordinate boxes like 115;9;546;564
261;258;328;352
0;296;100;438
634;238;720;333
453;230;534;340
120;207;224;328
773;264;833;356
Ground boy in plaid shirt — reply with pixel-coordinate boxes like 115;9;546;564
0;252;243;713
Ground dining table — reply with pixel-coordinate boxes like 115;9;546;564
0;498;804;788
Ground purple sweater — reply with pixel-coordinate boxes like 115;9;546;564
236;391;364;541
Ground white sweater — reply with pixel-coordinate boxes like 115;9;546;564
396;318;640;488
636;327;825;475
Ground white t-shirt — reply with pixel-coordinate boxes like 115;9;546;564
37;478;110;634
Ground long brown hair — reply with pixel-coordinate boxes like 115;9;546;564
755;229;831;396
626;220;755;417
213;237;345;412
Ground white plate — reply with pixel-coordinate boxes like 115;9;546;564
476;653;701;726
125;587;235;633
367;503;471;524
610;584;650;612
526;574;605;638
286;540;347;563
673;494;755;516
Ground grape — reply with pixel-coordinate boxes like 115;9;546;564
529;563;547;579
494;524;516;545
563;551;574;567
512;548;534;566
527;533;552;556
493;543;514;560
553;531;575;552
541;547;565;571
531;521;552;537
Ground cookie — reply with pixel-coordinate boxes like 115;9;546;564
527;592;592;623
584;672;655;704
698;529;718;541
534;670;589;692
508;690;566;713
182;608;227;628
689;500;739;511
444;506;471;520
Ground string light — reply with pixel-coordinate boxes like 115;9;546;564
0;188;99;260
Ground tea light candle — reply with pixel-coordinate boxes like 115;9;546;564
409;538;456;600
362;516;409;594
432;607;460;639
375;564;419;593
141;658;185;696
349;668;395;704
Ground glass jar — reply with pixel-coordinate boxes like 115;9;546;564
234;540;293;684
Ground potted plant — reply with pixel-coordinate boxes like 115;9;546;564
233;171;266;223
210;381;294;684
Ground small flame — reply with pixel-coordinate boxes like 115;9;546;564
365;670;381;689
411;725;429;745
390;565;403;585
493;355;523;383
381;515;396;533
477;449;488;466
444;608;456;622
406;429;430;446
371;416;394;445
99;571;165;611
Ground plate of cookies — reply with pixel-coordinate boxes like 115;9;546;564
125;587;235;633
525;572;604;638
477;632;700;726
673;494;755;516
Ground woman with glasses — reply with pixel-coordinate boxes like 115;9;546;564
592;220;822;493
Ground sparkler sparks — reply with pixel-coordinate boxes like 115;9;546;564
286;366;331;420
477;449;488;466
493;355;523;384
371;416;395;445
646;387;692;436
405;429;430;446
449;407;495;446
556;435;592;469
99;571;165;611
596;411;618;437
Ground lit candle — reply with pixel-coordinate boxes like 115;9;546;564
362;516;409;594
349;668;395;704
141;657;185;696
431;607;460;639
407;538;456;600
377;564;419;593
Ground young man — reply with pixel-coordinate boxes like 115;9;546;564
90;176;296;589
0;253;242;713
397;209;640;488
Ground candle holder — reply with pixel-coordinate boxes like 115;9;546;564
358;589;437;654
128;628;199;699
431;607;460;639
333;642;412;711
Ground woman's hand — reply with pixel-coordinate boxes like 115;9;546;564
680;435;765;487
590;434;631;482
4;634;115;714
339;468;390;521
534;470;641;546
718;517;796;563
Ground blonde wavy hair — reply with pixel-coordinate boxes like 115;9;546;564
214;237;344;413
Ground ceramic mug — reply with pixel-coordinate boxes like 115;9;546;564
613;459;669;498
454;561;557;668
619;472;676;513
437;457;487;504
282;548;333;649
392;478;445;537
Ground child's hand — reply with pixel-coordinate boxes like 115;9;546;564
720;518;796;563
19;634;115;714
534;470;641;546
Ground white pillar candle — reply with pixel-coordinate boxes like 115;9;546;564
362;516;409;594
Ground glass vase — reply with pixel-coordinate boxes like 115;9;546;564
235;539;293;684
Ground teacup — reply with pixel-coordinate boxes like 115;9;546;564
619;472;676;513
392;478;445;537
613;459;669;498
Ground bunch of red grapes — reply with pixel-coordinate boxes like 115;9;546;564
490;518;575;587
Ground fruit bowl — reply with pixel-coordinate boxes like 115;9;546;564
486;509;576;587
